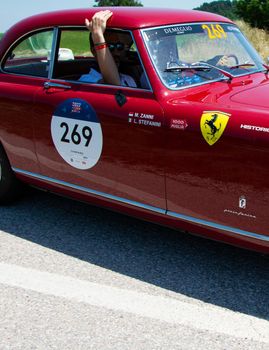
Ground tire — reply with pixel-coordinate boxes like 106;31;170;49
0;145;20;203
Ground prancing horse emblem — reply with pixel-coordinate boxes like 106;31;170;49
200;111;230;145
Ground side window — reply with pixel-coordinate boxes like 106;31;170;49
2;30;54;78
53;28;150;89
53;29;95;81
58;30;93;58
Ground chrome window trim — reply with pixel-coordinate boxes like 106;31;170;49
54;76;153;92
129;30;152;92
48;27;59;80
12;167;269;243
52;26;153;92
0;26;153;92
141;22;263;91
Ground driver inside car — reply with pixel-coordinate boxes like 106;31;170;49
79;10;137;87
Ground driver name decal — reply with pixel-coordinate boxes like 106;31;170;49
200;111;230;146
51;98;103;170
128;112;161;127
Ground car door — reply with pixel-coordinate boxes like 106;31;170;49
164;92;269;238
0;29;55;173
33;27;166;210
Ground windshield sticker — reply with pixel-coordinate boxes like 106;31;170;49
200;111;230;145
163;26;193;35
51;98;103;170
144;23;235;41
145;25;199;40
202;24;227;39
227;26;240;32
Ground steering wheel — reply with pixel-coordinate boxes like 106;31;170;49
226;54;239;66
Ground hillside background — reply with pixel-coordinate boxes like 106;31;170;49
236;20;268;60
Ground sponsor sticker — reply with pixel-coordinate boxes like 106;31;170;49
200;111;230;146
51;98;103;170
170;119;188;130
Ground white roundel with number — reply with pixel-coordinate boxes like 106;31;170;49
51;98;103;170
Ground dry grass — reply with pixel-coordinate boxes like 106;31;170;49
236;20;269;61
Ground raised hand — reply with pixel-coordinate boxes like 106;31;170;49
85;10;113;42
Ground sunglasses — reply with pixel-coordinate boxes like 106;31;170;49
107;42;126;52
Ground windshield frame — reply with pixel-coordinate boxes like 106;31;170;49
141;22;265;91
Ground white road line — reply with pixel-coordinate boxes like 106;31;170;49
0;262;268;343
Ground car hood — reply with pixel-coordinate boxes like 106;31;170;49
165;74;269;111
230;82;269;108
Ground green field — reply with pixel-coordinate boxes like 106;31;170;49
0;33;3;40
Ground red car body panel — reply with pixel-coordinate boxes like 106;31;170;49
0;8;268;253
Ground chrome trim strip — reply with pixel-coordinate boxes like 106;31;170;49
48;27;58;80
167;211;269;242
130;30;153;92
61;78;153;92
12;167;269;243
12;168;165;215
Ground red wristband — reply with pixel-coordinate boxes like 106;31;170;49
95;43;108;51
94;41;106;46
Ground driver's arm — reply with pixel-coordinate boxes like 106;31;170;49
85;10;121;85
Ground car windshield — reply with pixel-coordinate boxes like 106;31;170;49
142;23;265;89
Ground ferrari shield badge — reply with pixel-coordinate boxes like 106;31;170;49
200;111;230;146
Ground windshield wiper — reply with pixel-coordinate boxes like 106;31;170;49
262;63;269;73
229;63;255;69
165;63;210;72
165;62;234;81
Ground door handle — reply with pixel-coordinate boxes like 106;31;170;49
44;82;71;90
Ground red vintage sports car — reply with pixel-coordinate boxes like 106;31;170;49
0;7;268;253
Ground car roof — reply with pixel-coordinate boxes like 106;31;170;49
0;7;233;57
5;7;233;33
15;7;232;29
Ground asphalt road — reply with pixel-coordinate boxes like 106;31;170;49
0;188;268;350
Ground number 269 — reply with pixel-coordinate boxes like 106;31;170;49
60;122;92;147
202;24;227;39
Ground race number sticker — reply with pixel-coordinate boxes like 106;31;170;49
202;24;227;40
51;98;103;170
